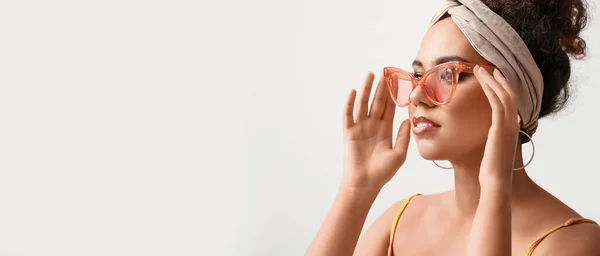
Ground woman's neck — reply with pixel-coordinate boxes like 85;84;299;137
449;144;536;218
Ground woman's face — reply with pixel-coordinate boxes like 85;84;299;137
408;18;494;161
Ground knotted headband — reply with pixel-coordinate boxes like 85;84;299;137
430;0;544;135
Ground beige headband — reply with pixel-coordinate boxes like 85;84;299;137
430;0;544;135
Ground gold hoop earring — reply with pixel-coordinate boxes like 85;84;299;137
431;130;535;171
513;130;535;171
432;160;453;169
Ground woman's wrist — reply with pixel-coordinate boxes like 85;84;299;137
479;176;512;201
339;177;384;196
337;182;382;206
479;170;512;190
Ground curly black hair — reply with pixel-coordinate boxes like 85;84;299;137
481;0;589;118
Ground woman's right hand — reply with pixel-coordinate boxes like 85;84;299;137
342;72;412;190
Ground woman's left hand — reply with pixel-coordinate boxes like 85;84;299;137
474;66;521;185
465;66;521;256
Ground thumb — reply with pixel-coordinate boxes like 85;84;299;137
394;119;411;153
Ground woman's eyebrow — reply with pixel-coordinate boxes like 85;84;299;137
412;60;423;68
412;55;472;69
435;55;470;65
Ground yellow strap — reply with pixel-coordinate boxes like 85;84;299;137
387;193;421;256
525;217;598;256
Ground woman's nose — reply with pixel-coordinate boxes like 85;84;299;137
409;85;435;107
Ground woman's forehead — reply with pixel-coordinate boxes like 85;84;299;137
414;18;487;68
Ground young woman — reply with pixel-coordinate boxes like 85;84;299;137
306;0;600;255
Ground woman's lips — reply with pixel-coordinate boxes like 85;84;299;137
412;116;440;135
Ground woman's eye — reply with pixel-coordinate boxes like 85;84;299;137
413;72;423;78
440;69;453;81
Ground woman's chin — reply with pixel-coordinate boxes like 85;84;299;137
417;150;442;161
415;141;447;160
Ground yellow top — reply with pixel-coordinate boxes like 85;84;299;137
387;194;599;256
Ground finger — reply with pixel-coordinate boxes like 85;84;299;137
478;67;512;114
383;86;396;120
343;89;357;128
355;73;375;121
474;66;504;121
382;85;397;134
383;82;397;128
368;74;388;119
492;69;518;115
492;69;514;98
394;119;411;154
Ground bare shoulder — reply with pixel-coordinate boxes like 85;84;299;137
374;192;435;229
355;191;452;256
362;192;440;236
392;192;443;220
532;219;600;256
388;191;451;236
354;192;435;256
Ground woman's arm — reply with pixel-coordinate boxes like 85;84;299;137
305;186;380;256
466;67;518;256
306;73;411;256
306;187;408;256
353;199;408;256
468;66;600;256
467;180;512;256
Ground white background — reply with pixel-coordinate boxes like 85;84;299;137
1;0;599;255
